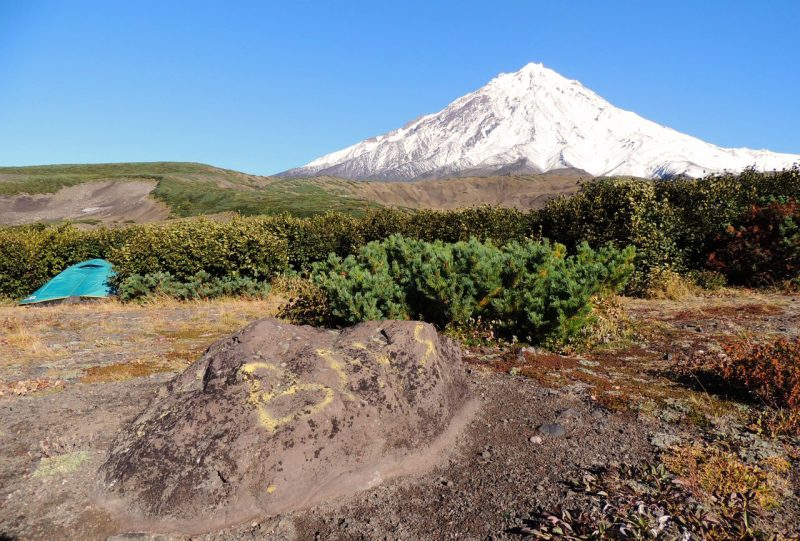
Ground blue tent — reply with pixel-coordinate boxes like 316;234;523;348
20;259;115;305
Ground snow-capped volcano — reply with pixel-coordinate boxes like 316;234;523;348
280;63;799;180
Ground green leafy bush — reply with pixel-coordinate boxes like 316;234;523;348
306;235;635;347
117;271;271;302
0;218;287;300
532;177;683;294
660;166;800;269
109;217;288;281
256;212;365;271
275;277;336;327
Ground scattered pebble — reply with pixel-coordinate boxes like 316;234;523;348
556;408;580;422
538;423;566;437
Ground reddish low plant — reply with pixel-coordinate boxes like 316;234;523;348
707;200;800;286
719;338;800;412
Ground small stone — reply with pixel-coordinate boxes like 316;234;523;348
538;423;566;437
556;408;580;422
481;450;492;460
650;433;681;450
529;435;543;444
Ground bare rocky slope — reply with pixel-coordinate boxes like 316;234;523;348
1;292;798;539
0;180;169;225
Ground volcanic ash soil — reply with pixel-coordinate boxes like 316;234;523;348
96;318;474;533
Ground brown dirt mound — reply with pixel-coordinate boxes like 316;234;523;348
96;319;472;534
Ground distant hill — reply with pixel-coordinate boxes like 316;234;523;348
0;162;376;225
0;161;586;225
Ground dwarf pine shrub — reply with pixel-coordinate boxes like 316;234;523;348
117;271;271;302
308;235;635;347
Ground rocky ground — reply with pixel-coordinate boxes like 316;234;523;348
0;291;798;540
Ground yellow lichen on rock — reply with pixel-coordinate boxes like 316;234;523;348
33;451;90;478
414;324;435;367
315;348;350;389
240;361;335;432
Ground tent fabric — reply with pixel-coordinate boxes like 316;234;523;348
20;259;115;305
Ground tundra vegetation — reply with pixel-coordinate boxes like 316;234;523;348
1;167;800;539
1;168;799;341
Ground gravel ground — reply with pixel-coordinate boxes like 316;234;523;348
0;291;798;540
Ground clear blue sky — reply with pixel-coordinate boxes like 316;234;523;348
1;0;798;175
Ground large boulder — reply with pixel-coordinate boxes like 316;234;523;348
97;319;472;532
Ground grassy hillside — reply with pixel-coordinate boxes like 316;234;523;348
0;162;377;218
0;161;588;222
0;162;227;195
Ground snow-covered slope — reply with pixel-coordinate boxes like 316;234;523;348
280;63;799;180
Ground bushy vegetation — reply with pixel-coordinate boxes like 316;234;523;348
523;458;796;539
284;235;634;348
678;336;800;436
534;177;683;294
719;338;800;412
117;271;271;302
533;167;800;293
0;218;287;300
707;199;800;286
108;217;287;281
0;223;136;300
2;167;799;301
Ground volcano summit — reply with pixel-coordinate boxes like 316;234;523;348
281;63;799;181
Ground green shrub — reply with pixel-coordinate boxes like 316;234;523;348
256;212;365;271
660;166;800;269
307;235;634;347
0;218;287;300
275;277;336;327
532;177;683;294
108;216;288;281
117;271;271;302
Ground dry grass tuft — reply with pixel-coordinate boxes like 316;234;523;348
0;295;282;384
645;268;702;300
0;317;58;364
